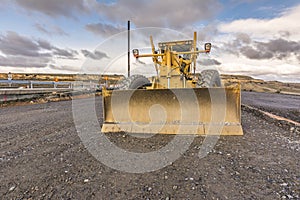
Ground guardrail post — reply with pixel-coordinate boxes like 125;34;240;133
8;72;12;87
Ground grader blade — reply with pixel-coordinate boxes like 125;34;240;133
101;86;243;135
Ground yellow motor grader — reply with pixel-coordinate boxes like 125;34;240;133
101;32;243;135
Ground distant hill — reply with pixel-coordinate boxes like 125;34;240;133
221;74;300;95
1;72;299;95
0;73;124;82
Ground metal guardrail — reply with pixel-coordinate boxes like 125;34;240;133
0;80;121;103
0;79;121;91
0;80;72;88
0;78;120;103
0;88;73;95
0;88;74;103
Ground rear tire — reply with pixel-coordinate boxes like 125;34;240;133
118;75;150;90
197;70;222;88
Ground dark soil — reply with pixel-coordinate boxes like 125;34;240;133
0;95;299;199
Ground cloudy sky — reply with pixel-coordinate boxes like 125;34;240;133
0;0;299;82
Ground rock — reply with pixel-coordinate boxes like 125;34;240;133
9;186;16;192
84;179;89;183
172;185;178;190
280;183;288;187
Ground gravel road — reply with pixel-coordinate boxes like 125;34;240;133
0;92;299;199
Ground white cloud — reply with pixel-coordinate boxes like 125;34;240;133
35;23;69;36
210;4;300;82
218;4;300;40
211;50;300;82
12;0;92;18
219;62;300;82
95;0;221;28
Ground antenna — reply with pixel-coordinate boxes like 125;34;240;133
127;20;130;77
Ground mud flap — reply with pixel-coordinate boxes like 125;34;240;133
101;85;243;135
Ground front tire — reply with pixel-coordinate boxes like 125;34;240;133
118;75;150;90
197;70;222;88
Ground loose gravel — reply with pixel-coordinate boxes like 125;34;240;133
0;93;299;199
